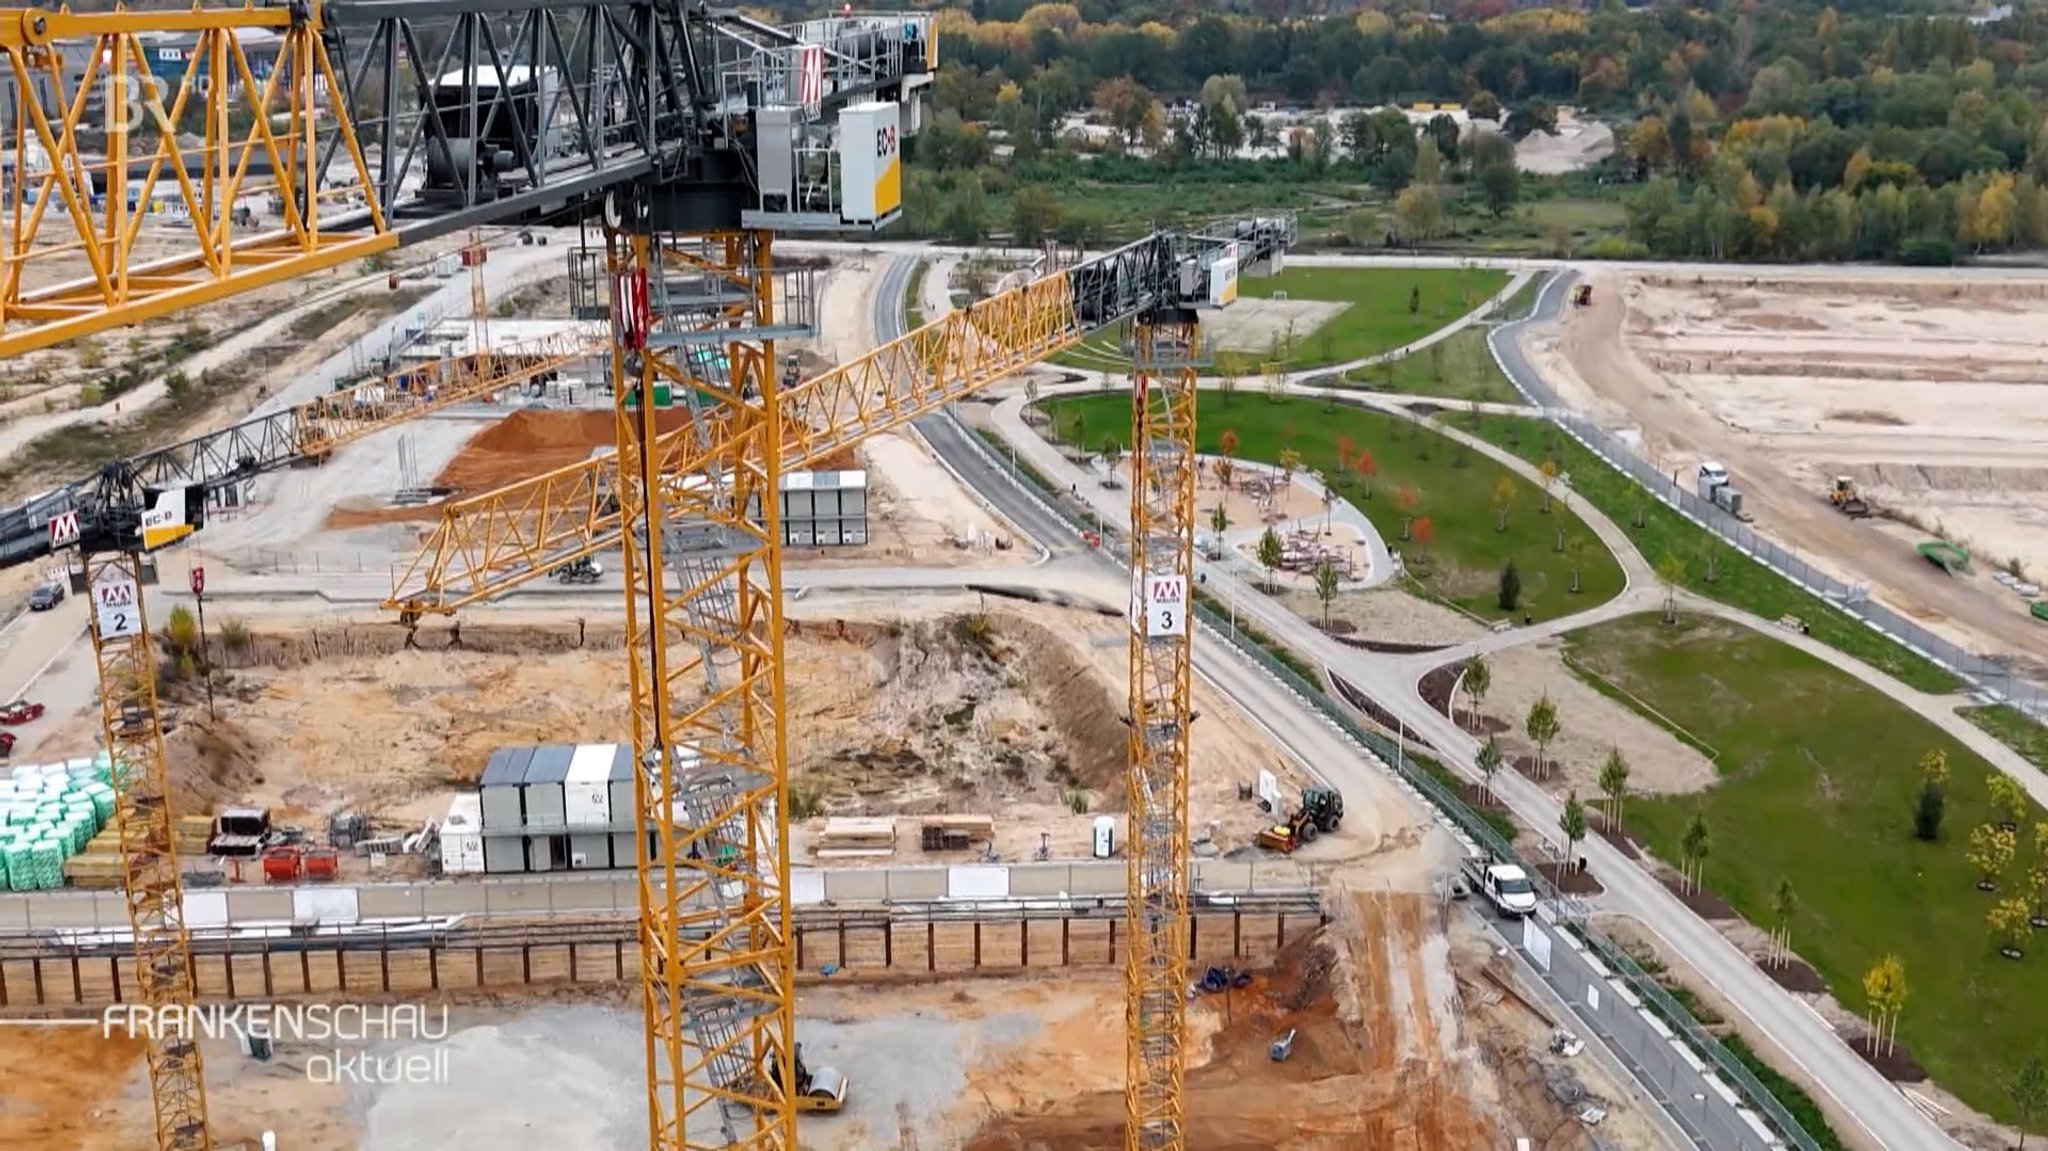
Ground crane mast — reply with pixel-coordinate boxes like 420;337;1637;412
1125;316;1200;1148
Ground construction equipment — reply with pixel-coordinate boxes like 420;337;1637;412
0;699;45;725
1828;477;1871;518
1253;786;1343;854
1572;284;1593;307
766;1044;849;1114
551;557;604;585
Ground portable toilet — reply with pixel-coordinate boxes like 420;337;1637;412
1092;816;1116;859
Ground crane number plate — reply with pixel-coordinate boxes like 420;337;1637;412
92;573;141;640
1130;574;1188;638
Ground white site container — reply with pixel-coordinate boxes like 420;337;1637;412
564;743;615;827
1092;816;1116;859
441;794;485;875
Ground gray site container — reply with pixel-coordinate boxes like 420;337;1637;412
609;744;637;868
479;746;534;832
522;745;574;831
482;834;525;875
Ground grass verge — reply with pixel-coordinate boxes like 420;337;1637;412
1461;413;1957;694
1343;328;1518;405
1566;612;2044;1121
1960;704;2048;773
1042;394;1626;624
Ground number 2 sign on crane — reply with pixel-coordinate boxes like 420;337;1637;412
93;570;142;640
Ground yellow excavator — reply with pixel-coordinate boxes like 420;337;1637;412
1571;284;1593;307
1828;476;1871;518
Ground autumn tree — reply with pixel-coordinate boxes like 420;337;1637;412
1525;694;1560;781
1412;516;1435;558
1538;459;1559;513
1862;955;1908;1054
1393;184;1447;243
1992;897;2034;959
1971;824;2017;891
1394;485;1420;539
1598;747;1631;829
1355;450;1378;500
1091;77;1153;147
1277;447;1303;491
1333;435;1355;486
1988;773;2028;830
1213;458;1236;494
1218;428;1240;462
1491;476;1517;533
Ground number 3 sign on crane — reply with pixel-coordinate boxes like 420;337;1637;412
93;569;142;640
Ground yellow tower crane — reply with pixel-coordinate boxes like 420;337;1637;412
384;217;1293;1148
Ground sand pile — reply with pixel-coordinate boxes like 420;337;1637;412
433;408;696;493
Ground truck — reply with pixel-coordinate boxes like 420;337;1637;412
1459;855;1539;918
1695;460;1753;521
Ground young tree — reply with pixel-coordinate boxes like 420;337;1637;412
1411;516;1435;558
1538;459;1559;513
1219;370;1239;406
1462;655;1492;726
1255;526;1284;591
1768;878;1799;968
1862;954;1908;1054
1992;897;2035;959
1334;434;1356;487
1559;790;1589;869
1218;428;1240;462
1565;533;1589;594
1278;447;1303;491
1497;560;1522;612
1525;694;1560;781
1355;450;1379;500
1921;747;1951;789
1209;503;1230;538
1214;458;1237;494
1491;476;1517;533
1913;776;1948;842
2011;1055;2048;1148
1971;824;2018;891
1317;476;1334;535
1309;560;1340;630
1680;809;1711;894
1476;736;1504;804
1394;485;1420;539
1100;436;1124;477
1657;551;1686;624
1598;747;1632;829
1990;773;2029;830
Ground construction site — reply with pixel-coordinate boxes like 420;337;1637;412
0;5;1705;1149
1537;270;2048;668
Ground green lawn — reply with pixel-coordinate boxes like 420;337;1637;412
1343;328;1518;405
1047;266;1508;375
1040;393;1625;623
1237;266;1508;371
1463;413;1958;694
1567;613;2047;1122
1961;704;2048;774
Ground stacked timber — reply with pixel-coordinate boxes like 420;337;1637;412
919;814;995;853
812;818;897;859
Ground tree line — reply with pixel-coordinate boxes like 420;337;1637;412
892;1;2048;262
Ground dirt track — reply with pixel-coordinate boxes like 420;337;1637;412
1546;273;2048;676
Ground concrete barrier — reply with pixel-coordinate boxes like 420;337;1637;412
0;858;1316;934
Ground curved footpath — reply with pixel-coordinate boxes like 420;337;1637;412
975;329;1965;1148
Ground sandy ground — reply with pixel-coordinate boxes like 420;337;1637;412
1277;585;1489;647
19;597;1313;868
1536;271;2048;672
1199;298;1350;356
1467;637;1717;801
0;852;1667;1150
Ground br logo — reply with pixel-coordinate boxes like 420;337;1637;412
875;124;898;158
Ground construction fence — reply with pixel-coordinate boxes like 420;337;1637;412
0;905;1316;1009
943;405;1826;1151
1495;273;2048;721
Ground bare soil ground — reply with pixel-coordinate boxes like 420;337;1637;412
1468;638;1717;799
1533;271;2048;672
961;891;1668;1151
26;600;1304;868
